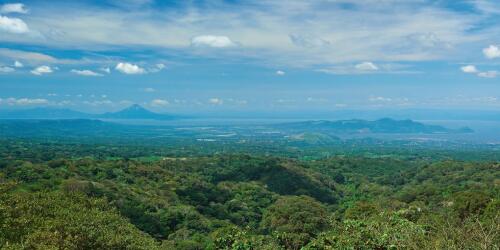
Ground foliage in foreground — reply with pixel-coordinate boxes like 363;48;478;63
0;141;498;249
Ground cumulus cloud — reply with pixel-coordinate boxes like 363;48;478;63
461;65;478;73
483;45;500;59
191;35;236;48
115;62;145;74
355;62;379;71
71;69;103;76
31;65;53;75
151;99;169;107
208;98;224;105
0;66;15;73
13;60;23;68
0;3;28;14
0;15;29;33
478;71;498;78
276;70;285;75
0;97;49;106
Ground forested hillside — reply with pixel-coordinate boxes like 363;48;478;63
0;140;498;249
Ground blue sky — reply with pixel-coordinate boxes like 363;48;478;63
0;0;499;113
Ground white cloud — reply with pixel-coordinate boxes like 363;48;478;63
289;34;330;48
149;63;166;73
478;71;498;78
70;69;103;76
156;63;165;70
483;45;500;59
83;100;113;106
306;97;328;103
191;35;236;48
0;15;29;33
55;100;73;106
275;99;295;104
100;67;111;74
13;60;23;67
0;49;57;64
31;65;53;75
355;62;379;71
143;87;155;92
1;97;49;106
0;66;14;73
276;70;285;75
0;3;28;14
208;98;224;105
369;96;393;102
319;62;416;75
461;65;478;73
115;62;145;74
151;99;169;107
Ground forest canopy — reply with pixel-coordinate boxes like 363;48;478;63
0;139;498;249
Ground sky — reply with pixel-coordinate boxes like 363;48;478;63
0;0;499;114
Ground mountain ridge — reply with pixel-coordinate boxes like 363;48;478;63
0;104;179;120
274;118;474;134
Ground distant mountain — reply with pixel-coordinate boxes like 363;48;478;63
0;104;180;120
0;119;142;139
0;107;91;119
98;104;178;120
275;118;474;134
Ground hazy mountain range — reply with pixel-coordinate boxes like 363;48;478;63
275;118;473;134
0;104;179;120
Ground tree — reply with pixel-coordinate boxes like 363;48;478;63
261;195;329;249
0;187;159;249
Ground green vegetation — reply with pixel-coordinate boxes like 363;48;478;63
0;137;498;249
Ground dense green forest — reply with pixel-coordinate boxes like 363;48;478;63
0;138;498;249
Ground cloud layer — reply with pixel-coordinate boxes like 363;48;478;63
1;0;497;67
191;35;236;48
